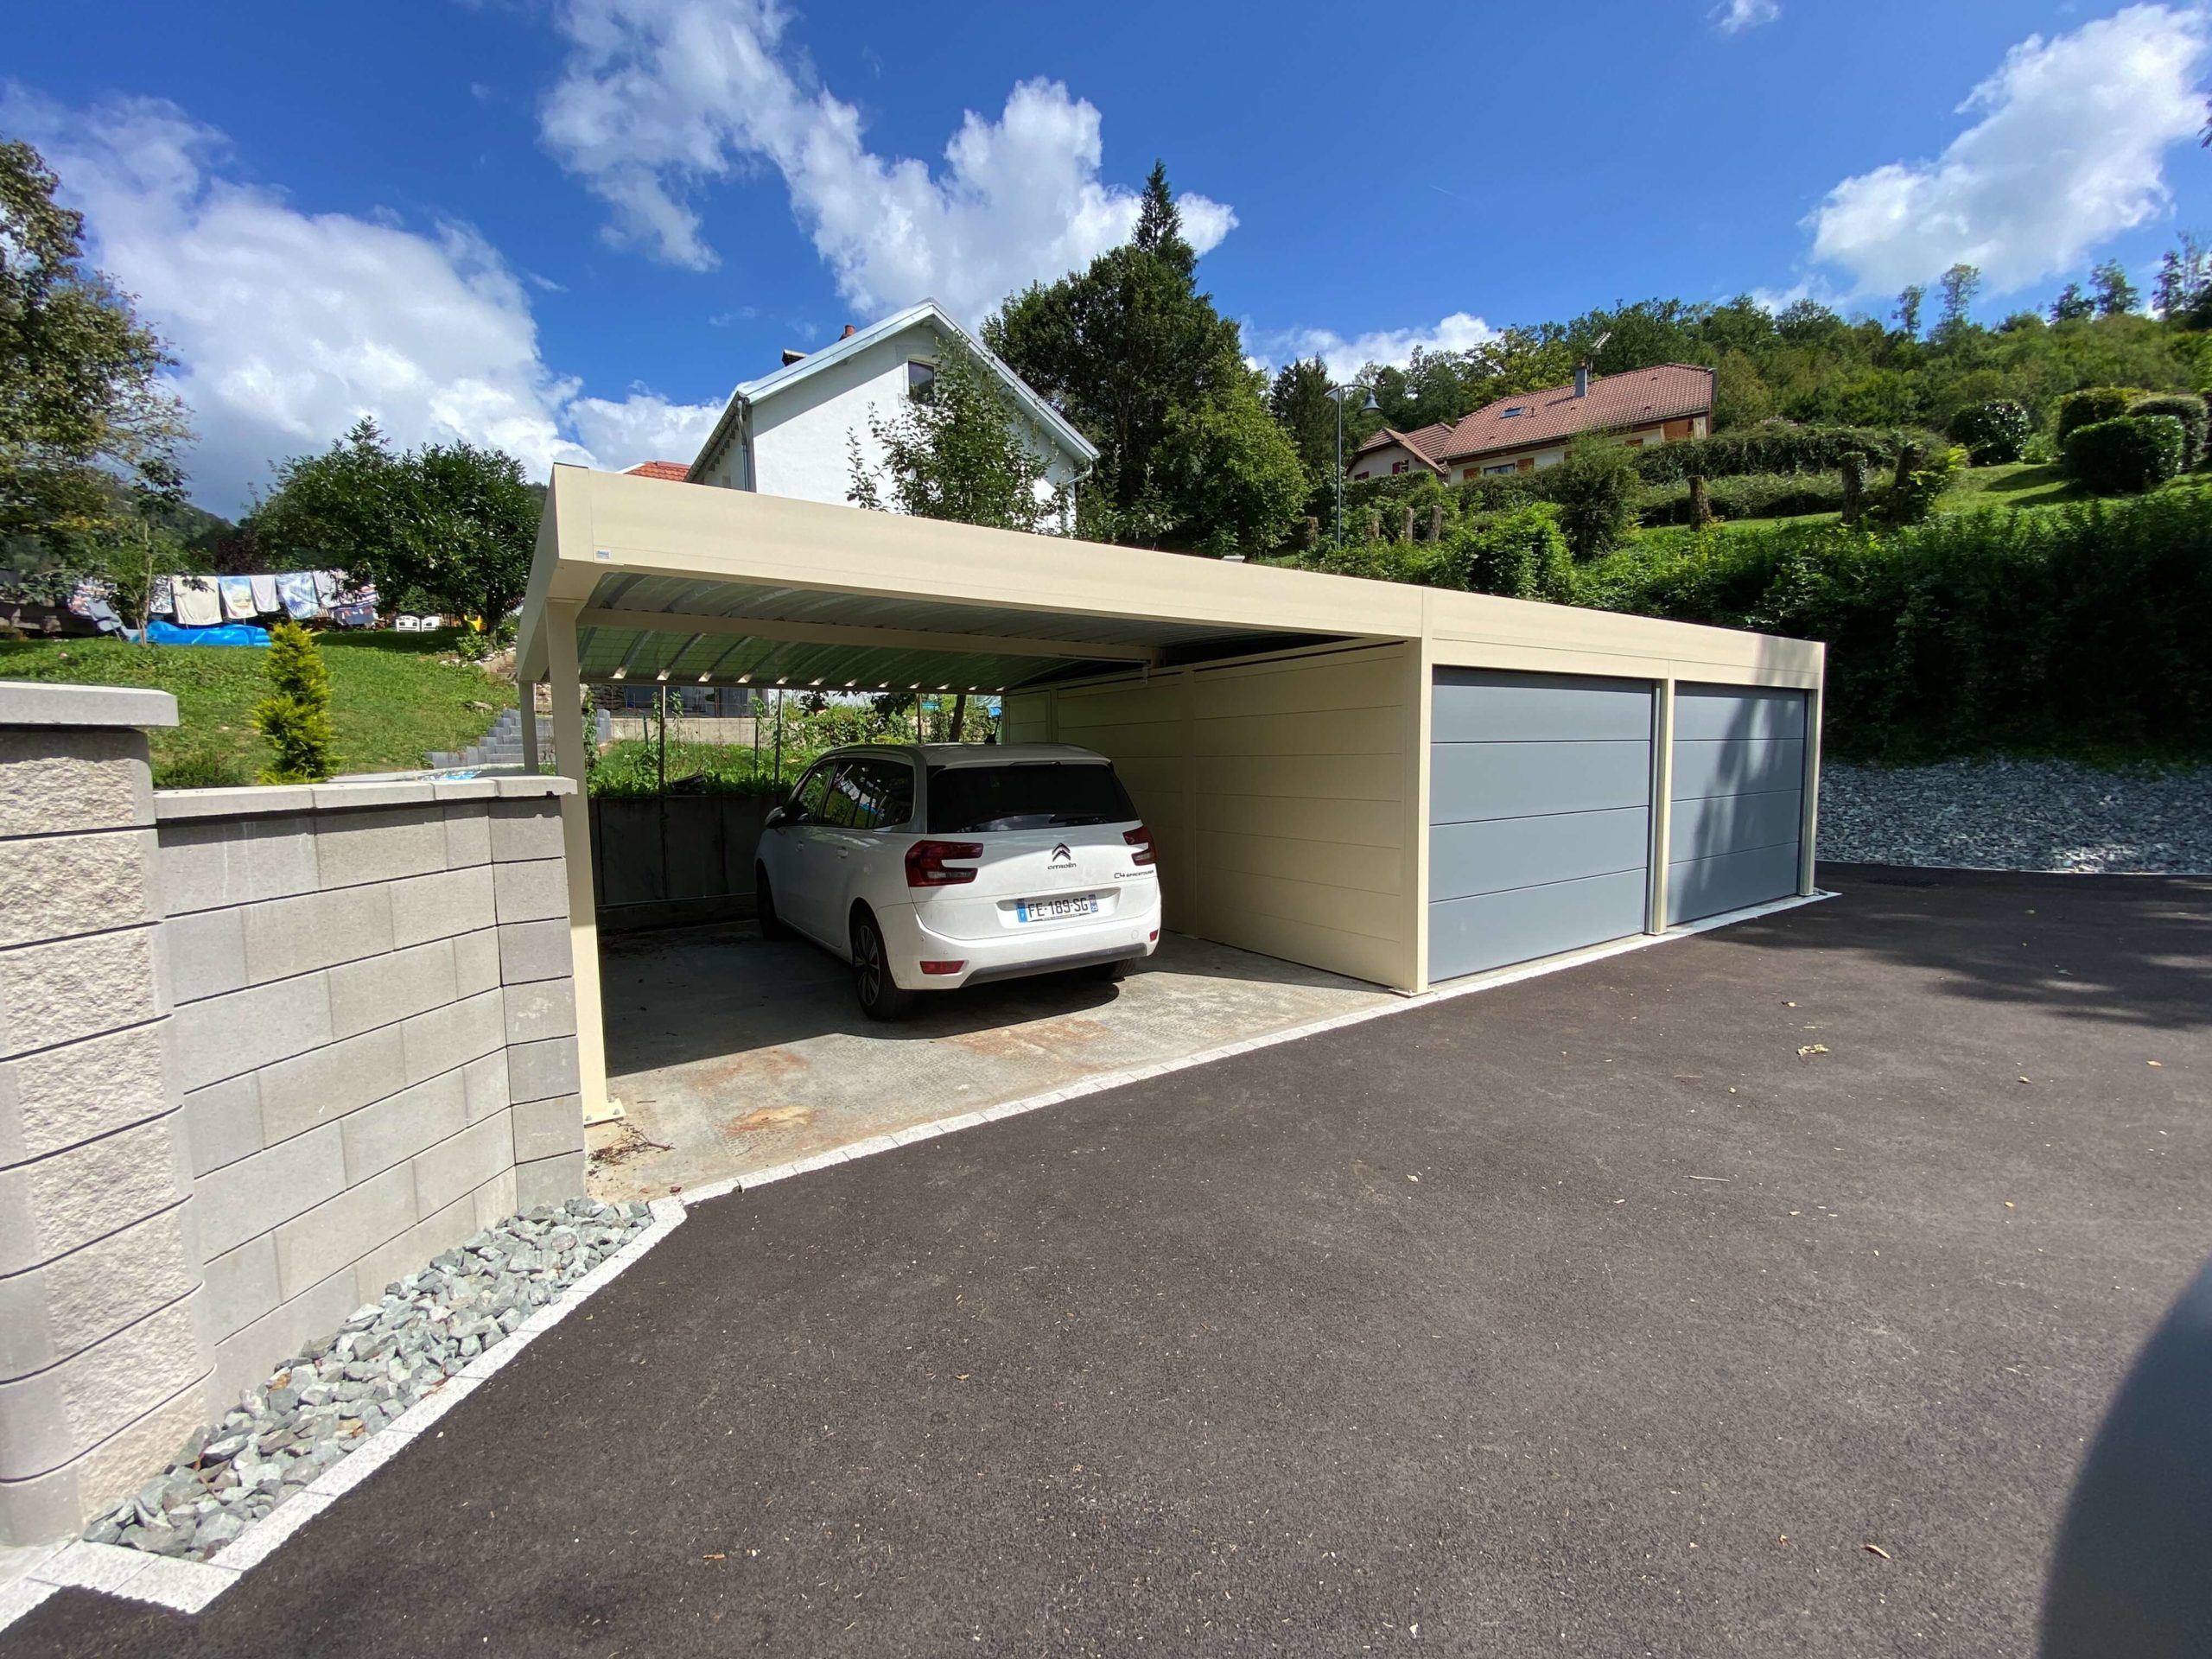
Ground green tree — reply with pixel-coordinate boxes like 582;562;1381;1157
253;620;336;783
846;337;1064;532
1157;373;1310;556
2049;283;2095;323
1935;263;1982;340
985;163;1263;546
1546;436;1643;559
2090;259;2139;317
1266;356;1340;482
1892;285;1925;340
0;138;191;588
254;421;539;626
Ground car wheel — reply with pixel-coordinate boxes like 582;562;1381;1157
755;867;791;940
1082;957;1131;982
850;909;916;1020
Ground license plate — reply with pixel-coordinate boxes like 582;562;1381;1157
1015;894;1097;923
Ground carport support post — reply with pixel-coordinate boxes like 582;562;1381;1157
518;678;540;772
545;597;614;1122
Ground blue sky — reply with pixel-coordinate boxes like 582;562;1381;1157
9;1;2210;512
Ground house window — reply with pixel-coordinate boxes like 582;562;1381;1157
907;359;937;403
1352;470;1370;480
1483;462;1515;475
1390;459;1409;475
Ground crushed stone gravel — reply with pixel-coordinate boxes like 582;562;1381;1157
1817;759;2212;874
86;1198;652;1562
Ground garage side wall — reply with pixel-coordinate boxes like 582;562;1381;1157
1005;642;1420;990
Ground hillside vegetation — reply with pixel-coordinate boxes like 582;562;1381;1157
0;631;508;785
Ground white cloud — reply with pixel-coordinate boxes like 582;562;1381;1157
537;0;1235;322
1712;0;1780;34
1807;3;2209;296
1246;312;1499;383
3;88;721;514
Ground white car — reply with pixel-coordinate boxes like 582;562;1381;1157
753;743;1161;1019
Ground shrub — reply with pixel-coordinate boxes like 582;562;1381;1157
2127;393;2207;467
1440;504;1575;601
252;621;336;783
1948;399;2031;465
2054;387;2136;444
2063;415;2185;495
1881;443;1967;526
1547;436;1642;557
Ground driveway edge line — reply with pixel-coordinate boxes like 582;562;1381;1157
2;1198;692;1629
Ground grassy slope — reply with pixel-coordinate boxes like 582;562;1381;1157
0;630;508;785
1637;461;2096;551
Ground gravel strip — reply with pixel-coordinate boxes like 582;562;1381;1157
86;1198;652;1562
1817;759;2212;874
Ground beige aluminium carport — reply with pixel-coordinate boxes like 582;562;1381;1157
518;464;1826;1116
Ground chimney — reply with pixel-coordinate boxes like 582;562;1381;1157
840;323;857;339
1573;364;1590;398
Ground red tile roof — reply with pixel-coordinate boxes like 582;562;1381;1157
1437;365;1713;462
623;460;692;482
1351;422;1452;467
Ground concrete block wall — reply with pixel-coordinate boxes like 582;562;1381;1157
157;777;586;1410
0;685;213;1545
0;678;590;1545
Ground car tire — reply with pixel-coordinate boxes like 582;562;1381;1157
756;868;791;941
850;908;916;1020
1083;957;1131;983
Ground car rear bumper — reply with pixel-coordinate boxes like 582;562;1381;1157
873;898;1160;990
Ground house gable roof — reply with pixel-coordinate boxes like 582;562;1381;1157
622;461;691;482
687;299;1099;482
1351;422;1452;467
1437;365;1714;463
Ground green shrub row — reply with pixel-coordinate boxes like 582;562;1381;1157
1567;484;2212;761
1625;423;1936;484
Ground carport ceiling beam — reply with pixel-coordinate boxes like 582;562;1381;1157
577;607;1160;665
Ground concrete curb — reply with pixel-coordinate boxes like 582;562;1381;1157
0;1198;688;1627
0;890;1829;1630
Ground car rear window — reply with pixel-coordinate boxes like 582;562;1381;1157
925;761;1137;834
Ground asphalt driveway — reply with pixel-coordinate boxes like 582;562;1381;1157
11;866;2209;1656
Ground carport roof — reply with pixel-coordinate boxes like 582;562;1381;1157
517;466;1821;694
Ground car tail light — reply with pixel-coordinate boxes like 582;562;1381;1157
1123;824;1156;867
1148;930;1159;943
905;840;982;887
919;960;965;976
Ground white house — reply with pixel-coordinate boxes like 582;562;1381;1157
683;299;1097;524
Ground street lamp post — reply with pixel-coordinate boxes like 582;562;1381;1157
1327;385;1382;547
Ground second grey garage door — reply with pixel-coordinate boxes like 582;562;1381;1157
1667;684;1808;924
1429;670;1654;982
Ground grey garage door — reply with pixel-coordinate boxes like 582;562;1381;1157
1428;670;1654;983
1667;684;1808;924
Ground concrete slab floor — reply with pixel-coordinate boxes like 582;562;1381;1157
588;925;1395;1200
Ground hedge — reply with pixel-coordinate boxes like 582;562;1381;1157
1628;423;1935;484
2054;387;2136;444
2063;415;2185;495
1948;399;2031;465
1570;483;2212;760
2128;393;2207;467
1636;471;1846;525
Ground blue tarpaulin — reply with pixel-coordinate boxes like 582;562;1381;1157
146;620;270;648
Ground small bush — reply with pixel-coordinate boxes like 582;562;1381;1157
1440;504;1575;601
252;621;335;784
1547;436;1643;558
2055;387;2136;444
1948;399;2031;465
2128;394;2207;467
1881;444;1967;526
2063;415;2185;495
154;737;254;791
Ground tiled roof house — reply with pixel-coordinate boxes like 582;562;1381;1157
1351;364;1714;482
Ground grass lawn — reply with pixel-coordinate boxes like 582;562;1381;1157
0;629;510;786
1637;461;2103;551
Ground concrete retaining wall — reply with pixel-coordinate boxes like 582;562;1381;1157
0;682;588;1545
